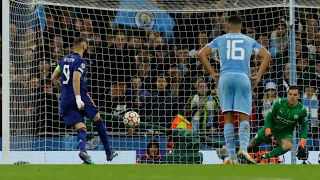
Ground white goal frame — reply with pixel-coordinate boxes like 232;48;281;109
2;0;11;164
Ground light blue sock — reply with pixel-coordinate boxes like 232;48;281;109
224;123;236;157
239;121;250;151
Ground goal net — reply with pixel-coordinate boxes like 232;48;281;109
2;0;320;164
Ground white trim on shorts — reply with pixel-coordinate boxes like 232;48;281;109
221;109;251;116
221;109;234;113
234;109;251;116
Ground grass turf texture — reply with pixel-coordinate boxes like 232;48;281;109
0;165;319;180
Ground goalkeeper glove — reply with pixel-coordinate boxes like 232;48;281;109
76;95;85;110
264;128;273;144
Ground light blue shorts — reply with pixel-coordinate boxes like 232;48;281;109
218;72;252;115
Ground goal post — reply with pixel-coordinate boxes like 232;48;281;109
2;0;11;165
289;0;297;164
2;0;320;164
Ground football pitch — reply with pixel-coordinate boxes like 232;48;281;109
0;165;319;180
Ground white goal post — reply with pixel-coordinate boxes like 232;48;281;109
2;0;11;165
2;0;320;164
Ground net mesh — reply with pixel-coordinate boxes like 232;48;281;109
2;0;320;164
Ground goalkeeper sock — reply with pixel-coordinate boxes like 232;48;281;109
239;121;250;151
224;123;236;157
264;146;287;158
77;129;87;152
94;118;111;155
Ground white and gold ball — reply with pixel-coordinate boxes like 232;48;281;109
123;111;140;128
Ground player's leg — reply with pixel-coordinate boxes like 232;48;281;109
247;137;261;153
223;129;261;164
245;127;268;163
82;94;115;161
260;137;292;164
233;74;256;163
237;113;257;164
74;122;88;153
223;126;267;164
92;113;116;161
75;123;95;164
248;126;269;150
223;111;237;162
61;107;94;164
218;74;237;163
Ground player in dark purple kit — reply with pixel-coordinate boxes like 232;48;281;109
51;37;116;164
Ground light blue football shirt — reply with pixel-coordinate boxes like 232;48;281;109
208;33;263;76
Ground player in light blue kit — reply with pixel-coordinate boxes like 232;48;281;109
51;37;116;164
198;15;271;164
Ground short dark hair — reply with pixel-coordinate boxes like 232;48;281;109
157;75;167;80
295;38;302;43
288;85;299;92
73;37;86;47
227;15;242;26
131;76;140;81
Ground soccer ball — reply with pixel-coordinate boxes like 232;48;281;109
123;111;140;128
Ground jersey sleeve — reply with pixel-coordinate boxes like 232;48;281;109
299;106;308;139
74;59;87;75
252;39;263;54
207;38;219;50
264;99;280;129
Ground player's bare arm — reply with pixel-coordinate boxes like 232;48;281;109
197;46;219;83
73;71;84;110
251;47;271;88
51;65;62;91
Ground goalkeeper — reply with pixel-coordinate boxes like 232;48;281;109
227;86;308;164
96;113;227;164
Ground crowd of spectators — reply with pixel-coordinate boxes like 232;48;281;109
0;2;320;149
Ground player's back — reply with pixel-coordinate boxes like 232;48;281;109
212;33;261;76
212;33;263;115
59;52;88;106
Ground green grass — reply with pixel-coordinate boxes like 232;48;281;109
0;165;319;180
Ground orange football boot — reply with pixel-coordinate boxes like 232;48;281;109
222;160;230;164
260;158;268;164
